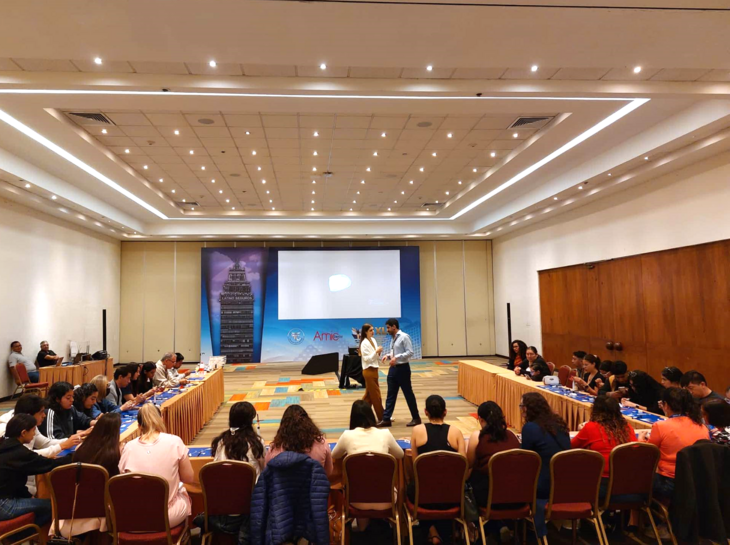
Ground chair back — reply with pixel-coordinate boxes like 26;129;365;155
547;362;555;375
107;473;171;534
486;449;540;516
557;366;571;386
603;442;659;509
413;451;468;511
200;461;257;517
343;452;398;511
50;463;109;534
547;450;604;518
15;365;31;385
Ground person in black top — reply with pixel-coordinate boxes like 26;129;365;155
515;346;546;378
680;370;725;405
136;362;157;396
40;382;94;439
0;414;72;527
627;370;665;414
35;340;63;368
573;354;602;395
660;366;683;389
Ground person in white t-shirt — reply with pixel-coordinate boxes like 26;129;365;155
359;324;384;422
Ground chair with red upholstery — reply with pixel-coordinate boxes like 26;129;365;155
405;451;470;545
50;463;110;539
199;460;256;545
557;366;572;387
478;449;542;545
547;362;556;375
0;513;41;545
342;452;400;545
599;442;669;543
10;364;49;399
107;473;189;545
545;450;606;545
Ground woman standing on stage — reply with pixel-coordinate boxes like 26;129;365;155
359;324;384;422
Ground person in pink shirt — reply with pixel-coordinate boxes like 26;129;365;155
265;405;332;476
638;388;710;501
119;404;194;527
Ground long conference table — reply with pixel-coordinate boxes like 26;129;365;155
38;358;115;385
458;360;660;431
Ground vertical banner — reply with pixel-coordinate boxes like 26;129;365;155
200;248;267;363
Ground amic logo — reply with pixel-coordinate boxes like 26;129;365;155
287;328;305;345
313;331;342;342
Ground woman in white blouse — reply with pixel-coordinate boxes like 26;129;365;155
359;323;384;422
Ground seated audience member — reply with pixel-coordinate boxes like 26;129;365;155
332;400;404;530
659;366;683;389
0;414;72;528
573;354;602;395
520;392;570;540
154;352;188;389
119;404;193;527
601;361;629;396
265;405;333;476
680;370;725;405
89;375;135;417
467;401;520;507
193;401;265;545
596;360;613;390
638;388;709;501
56;413;122;538
7;341;40;383
135;362;158;397
626;370;665;415
507;340;527;371
73;383;99;418
121;363;143;401
107;367;133;407
409;395;466;545
702;399;730;445
571;396;636;495
571;350;587;372
0;395;80;496
514;346;546;377
173;353;192;377
530;359;552;382
36;340;63;368
40;382;94;439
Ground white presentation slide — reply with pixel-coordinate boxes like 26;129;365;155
278;250;402;320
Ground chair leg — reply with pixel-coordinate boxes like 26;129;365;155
394;512;401;545
405;510;414;545
651;500;678;545
341;512;347;545
643;507;662;545
596;513;610;545
478;517;487;545
589;517;605;545
458;518;470;545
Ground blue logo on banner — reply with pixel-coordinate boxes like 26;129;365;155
287;328;305;345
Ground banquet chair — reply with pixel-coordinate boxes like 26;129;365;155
0;513;41;545
547;362;556;375
405;451;470;545
599;443;666;544
478;449;541;545
557;366;572;387
544;450;606;545
107;473;189;545
199;460;257;545
50;463;110;539
342;452;400;545
9;364;49;399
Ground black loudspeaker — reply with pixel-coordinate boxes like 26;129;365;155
301;352;340;376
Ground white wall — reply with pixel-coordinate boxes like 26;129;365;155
0;198;121;397
492;152;730;356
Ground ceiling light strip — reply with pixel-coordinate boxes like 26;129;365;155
453;98;649;220
0;109;168;219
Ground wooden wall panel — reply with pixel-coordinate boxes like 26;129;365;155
119;243;145;362
435;241;467;356
174;242;203;362
142;243;175;362
464;241;494;355
412;242;438;357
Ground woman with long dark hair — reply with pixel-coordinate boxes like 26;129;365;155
73;383;99;418
508;340;528;371
514;345;545;377
627;370;665;414
573;354;602;395
359;323;384;422
40;382;93;439
638;388;709;501
520;392;570;540
467;401;520;507
136;362;157;396
265;405;333;476
0;414;72;528
659;366;683;389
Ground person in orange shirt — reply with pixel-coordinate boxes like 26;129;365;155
638;387;710;501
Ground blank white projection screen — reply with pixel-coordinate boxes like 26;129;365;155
278;250;402;320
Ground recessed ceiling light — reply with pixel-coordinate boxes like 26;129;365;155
201;166;205;170
349;208;353;211
262;179;266;184
473;168;477;172
513;133;518;138
312;180;316;184
101;128;107;134
608;173;612;176
644;156;649;160
171;189;175;193
531;65;538;72
419;167;424;172
252;150;257;155
388;208;391;211
445;191;450;195
578;185;583;190
458;180;462;185
94;57;102;65
373;151;378;156
553;196;558;200
51;195;57;200
174;130;180;135
366;167;371;172
409;180;414;184
269;199;273;203
191;207;195;210
211;179;215;183
245;131;250;135
361;180;365;184
257;166;261;171
319;63;327;70
311;207;314;211
182;198;186;202
312;190;315;194
381;132;387;138
266;191;270;194
313;131;319;137
435;200;439;203
189;150;194;155
401;191;405;194
432;152;437;157
497;227;502;231
426;65;433;71
124;149;130;154
232;207;235;210
490;152;496;157
143;165;148;169
313;151;318;156
394;200;398;203
159;178;163;182
357;191;360;195
312;167;317;171
24;183;30;188
219;189;223;194
311;200;315;204
272;207;275;210
226;198;230;202
426;208;430;211
447;133;453;138
633;66;642;74
353;200;356;203
209;60;217;68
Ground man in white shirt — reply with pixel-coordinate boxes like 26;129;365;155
153;352;187;388
8;341;40;383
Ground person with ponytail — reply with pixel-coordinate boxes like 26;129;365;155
0;414;72;527
265;405;332;476
573;354;602;395
119;404;194;527
358;323;384;422
638;387;710;501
